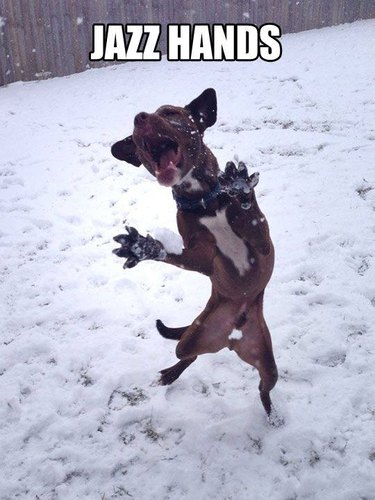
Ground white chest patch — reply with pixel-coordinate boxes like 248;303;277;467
200;208;250;276
177;169;202;192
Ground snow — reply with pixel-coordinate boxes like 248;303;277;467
1;19;375;500
228;329;243;340
153;227;183;255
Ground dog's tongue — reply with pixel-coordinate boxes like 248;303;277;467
156;149;180;187
158;148;179;171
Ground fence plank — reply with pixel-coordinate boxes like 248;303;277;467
0;0;374;85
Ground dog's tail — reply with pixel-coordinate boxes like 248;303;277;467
156;320;188;341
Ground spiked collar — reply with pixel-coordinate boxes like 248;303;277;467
172;182;221;212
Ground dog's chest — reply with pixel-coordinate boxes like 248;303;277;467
200;208;250;276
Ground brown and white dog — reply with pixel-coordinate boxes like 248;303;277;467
111;89;279;421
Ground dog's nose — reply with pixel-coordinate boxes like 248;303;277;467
134;112;149;127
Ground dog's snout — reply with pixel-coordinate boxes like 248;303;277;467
134;112;149;127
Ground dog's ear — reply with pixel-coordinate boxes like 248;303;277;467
111;136;141;166
185;88;217;134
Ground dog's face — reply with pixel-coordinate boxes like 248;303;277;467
111;88;217;187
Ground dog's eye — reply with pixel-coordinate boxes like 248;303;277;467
160;109;178;118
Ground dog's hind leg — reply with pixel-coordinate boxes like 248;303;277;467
159;294;236;385
232;293;279;421
159;357;197;385
156;286;219;341
175;299;239;360
235;333;278;418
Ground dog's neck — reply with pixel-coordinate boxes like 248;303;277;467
172;181;221;211
172;146;219;201
172;153;220;211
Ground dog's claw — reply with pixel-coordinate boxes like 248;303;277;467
126;226;139;238
224;161;237;179
113;234;128;245
238;161;248;178
249;172;260;189
123;256;138;269
112;247;126;257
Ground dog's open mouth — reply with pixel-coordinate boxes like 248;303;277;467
143;137;182;186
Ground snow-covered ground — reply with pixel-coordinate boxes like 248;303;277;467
1;19;375;500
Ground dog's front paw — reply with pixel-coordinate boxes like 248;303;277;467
113;226;166;269
219;161;259;209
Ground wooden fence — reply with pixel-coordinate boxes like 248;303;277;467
1;0;374;85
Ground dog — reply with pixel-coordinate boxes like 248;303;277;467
111;88;278;420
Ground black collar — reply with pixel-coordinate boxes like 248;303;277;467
172;182;221;212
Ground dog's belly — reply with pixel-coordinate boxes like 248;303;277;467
200;208;250;276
